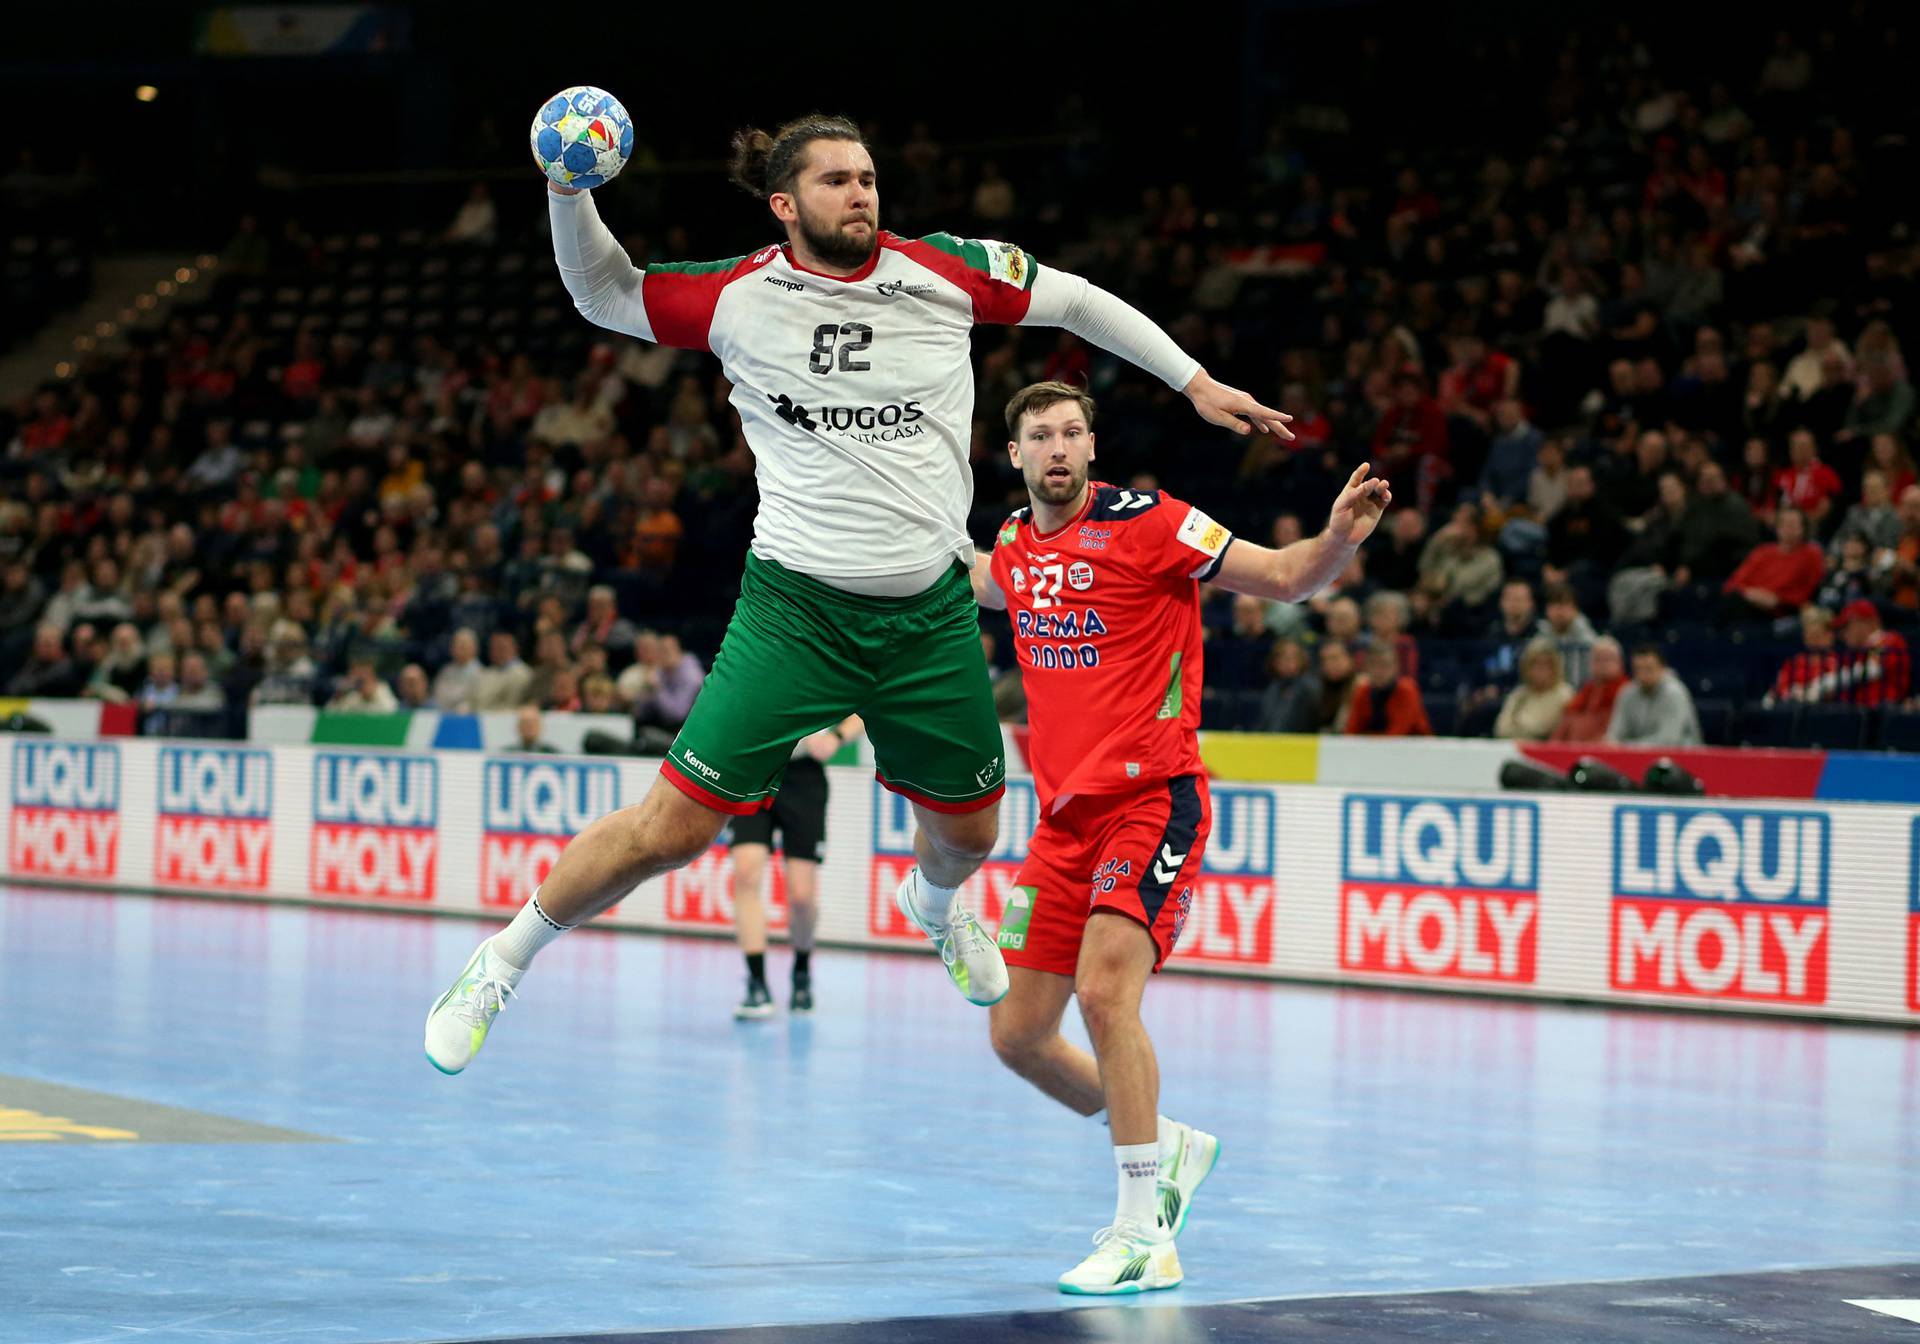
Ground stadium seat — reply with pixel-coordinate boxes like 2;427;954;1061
1694;697;1734;746
1881;712;1920;753
1796;704;1868;750
1423;694;1459;737
1739;706;1798;748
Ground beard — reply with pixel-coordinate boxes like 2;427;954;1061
1024;460;1088;506
795;202;878;268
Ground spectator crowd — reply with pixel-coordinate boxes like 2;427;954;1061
3;15;1918;753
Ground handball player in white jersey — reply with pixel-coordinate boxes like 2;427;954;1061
426;113;1292;1074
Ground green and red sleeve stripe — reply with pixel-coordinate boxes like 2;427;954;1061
642;246;780;351
895;233;1038;325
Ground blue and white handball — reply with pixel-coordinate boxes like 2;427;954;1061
530;86;634;189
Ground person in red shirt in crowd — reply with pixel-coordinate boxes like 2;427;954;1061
1763;605;1843;705
1346;639;1433;736
1836;599;1912;705
1721;505;1825;624
977;381;1389;1293
1551;636;1629;741
1373;372;1451;509
1436;331;1520;434
1773;426;1844;529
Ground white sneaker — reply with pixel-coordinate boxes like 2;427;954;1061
424;938;522;1075
1057;1215;1183;1295
1157;1120;1220;1237
894;868;1009;1007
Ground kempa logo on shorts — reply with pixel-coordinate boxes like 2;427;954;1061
680;748;722;782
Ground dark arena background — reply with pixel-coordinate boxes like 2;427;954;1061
4;4;1920;1342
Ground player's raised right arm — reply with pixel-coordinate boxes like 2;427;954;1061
547;183;656;342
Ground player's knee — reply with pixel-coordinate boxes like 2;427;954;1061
1074;973;1140;1041
989;1014;1047;1070
926;807;998;864
620;789;724;871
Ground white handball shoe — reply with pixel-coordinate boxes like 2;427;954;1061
1157;1120;1221;1237
893;868;1009;1007
1057;1216;1183;1295
424;938;523;1075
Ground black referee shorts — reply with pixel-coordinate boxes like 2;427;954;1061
727;757;829;863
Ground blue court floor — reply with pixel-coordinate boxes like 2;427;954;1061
3;883;1919;1344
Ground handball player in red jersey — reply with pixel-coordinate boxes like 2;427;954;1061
972;381;1390;1294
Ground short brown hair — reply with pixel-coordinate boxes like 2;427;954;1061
1004;381;1096;438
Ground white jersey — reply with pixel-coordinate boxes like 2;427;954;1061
550;190;1197;585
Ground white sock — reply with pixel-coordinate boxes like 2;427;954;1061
911;867;958;926
489;890;572;971
1156;1114;1176;1151
1114;1142;1159;1227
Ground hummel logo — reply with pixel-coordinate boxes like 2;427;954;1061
763;275;804;293
877;279;936;298
1111;490;1154;511
768;393;818;433
1151;844;1187;885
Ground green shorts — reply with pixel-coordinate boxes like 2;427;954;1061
661;552;1006;816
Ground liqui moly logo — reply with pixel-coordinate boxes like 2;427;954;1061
154;747;272;892
1907;817;1920;1014
1340;796;1539;985
8;742;119;881
1611;805;1829;1005
1179;786;1274;967
868;780;1038;937
478;759;617;908
309;752;438;903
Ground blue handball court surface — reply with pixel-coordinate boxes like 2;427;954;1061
4;882;1920;1343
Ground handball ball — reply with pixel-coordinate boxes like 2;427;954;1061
530;86;634;189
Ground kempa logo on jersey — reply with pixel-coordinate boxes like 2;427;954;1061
763;275;804;293
1339;796;1540;985
1909;817;1920;1013
876;279;936;298
679;748;721;783
1181;786;1274;966
767;393;926;443
867;778;1037;937
479;759;618;909
8;741;119;881
154;747;272;893
1610;805;1829;1005
310;752;438;903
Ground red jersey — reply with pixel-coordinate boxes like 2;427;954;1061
991;484;1232;812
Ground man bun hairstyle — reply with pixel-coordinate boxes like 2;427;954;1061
1004;380;1097;438
727;114;865;201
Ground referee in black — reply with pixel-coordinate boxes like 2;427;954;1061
728;714;862;1018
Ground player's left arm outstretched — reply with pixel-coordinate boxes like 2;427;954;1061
1015;267;1293;439
1210;462;1392;602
